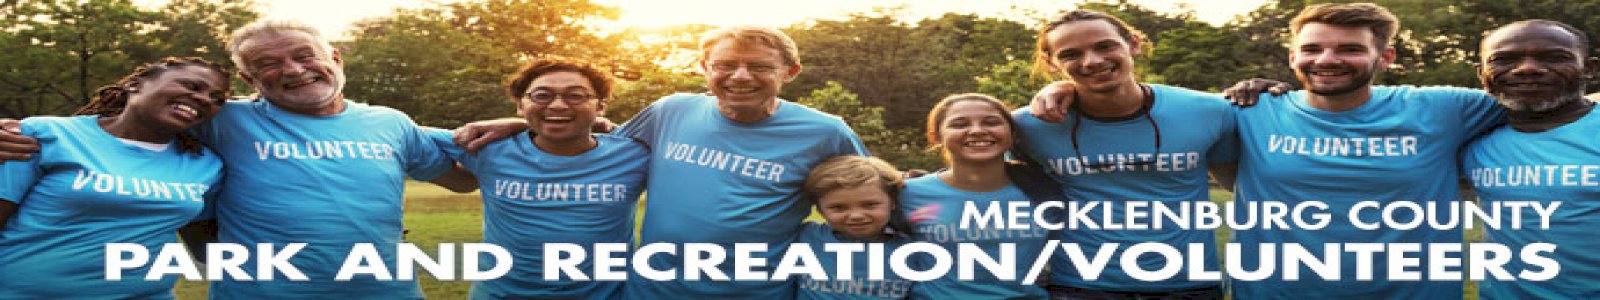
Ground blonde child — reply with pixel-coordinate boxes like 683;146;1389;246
793;155;915;300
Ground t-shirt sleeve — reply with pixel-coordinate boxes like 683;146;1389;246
1;119;45;204
397;116;455;181
1206;106;1241;164
1439;87;1507;137
614;99;664;148
423;127;474;170
833;122;869;157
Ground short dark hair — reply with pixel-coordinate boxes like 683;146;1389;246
503;58;615;103
1290;3;1400;49
1490;19;1592;57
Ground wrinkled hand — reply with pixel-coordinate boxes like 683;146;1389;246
453;119;529;154
1028;81;1078;124
0;119;38;161
1223;78;1295;107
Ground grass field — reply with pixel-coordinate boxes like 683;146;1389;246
170;183;1484;299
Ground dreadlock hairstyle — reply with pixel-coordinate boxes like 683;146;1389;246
75;57;231;155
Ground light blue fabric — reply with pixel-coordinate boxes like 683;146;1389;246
899;175;1049;300
793;222;914;300
198;100;452;299
616;93;868;300
426;129;646;300
1012;84;1236;292
1463;108;1600;300
1230;86;1504;299
0;116;223;299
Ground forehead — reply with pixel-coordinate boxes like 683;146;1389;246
818;185;889;204
1294;23;1377;47
154;66;225;84
237;31;323;58
527;71;594;90
1483;25;1583;54
943;100;1006;118
1046;19;1125;50
704;39;785;63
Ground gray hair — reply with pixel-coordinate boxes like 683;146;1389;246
226;20;334;73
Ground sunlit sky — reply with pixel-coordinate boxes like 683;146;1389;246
137;0;1268;40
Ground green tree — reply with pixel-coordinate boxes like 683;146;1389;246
975;59;1046;107
785;10;1033;130
342;11;520;128
0;0;257;118
342;0;641;127
796;81;939;171
609;68;705;123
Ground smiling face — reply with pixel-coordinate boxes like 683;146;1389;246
1479;24;1597;112
1045;19;1140;94
518;71;603;149
124;66;229;132
701;39;801;121
1290;23;1395;97
934;100;1014;164
817;184;894;240
236;30;346;115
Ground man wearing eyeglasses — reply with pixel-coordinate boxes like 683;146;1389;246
455;26;867;300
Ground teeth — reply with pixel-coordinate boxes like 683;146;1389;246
175;104;197;117
963;141;995;147
544;116;573;121
724;86;758;93
285;77;318;88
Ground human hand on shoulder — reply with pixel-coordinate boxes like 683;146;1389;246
0;118;39;161
1223;78;1295;107
453;118;528;154
1029;81;1078;123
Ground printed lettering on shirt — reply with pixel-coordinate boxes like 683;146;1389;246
490;180;632;202
799;277;913;298
252;141;399;161
1469;164;1600;188
1045;151;1202;176
1264;134;1420;157
69;169;208;202
660;141;788;183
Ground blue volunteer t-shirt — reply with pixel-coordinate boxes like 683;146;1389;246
197;100;452;299
793;222;915;300
899;175;1049;299
426;129;647;300
0;116;223;299
615;93;868;300
1012;84;1236;292
1463;108;1600;299
1231;86;1504;299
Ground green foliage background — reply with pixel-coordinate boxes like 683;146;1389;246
6;0;1600;168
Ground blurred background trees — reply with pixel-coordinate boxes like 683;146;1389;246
5;0;1598;169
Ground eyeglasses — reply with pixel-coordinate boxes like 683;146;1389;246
707;62;782;74
524;91;595;105
1070;85;1161;170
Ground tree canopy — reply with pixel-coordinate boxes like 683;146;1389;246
9;0;1600;168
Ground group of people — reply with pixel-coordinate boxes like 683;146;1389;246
0;2;1594;300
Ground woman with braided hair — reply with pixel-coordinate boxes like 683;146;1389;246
0;57;230;299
